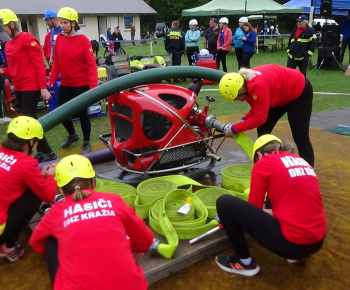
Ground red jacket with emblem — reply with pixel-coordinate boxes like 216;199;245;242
29;190;153;290
48;32;97;89
248;152;326;244
0;147;56;225
233;65;305;134
2;32;48;91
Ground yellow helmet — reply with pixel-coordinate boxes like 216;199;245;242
55;155;95;187
219;73;244;102
253;134;282;159
7;116;43;140
0;9;18;25
57;7;78;22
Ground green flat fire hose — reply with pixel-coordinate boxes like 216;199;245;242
233;133;254;162
95;173;253;258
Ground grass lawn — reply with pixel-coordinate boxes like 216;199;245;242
1;39;350;151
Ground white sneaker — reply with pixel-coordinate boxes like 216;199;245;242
0;117;13;124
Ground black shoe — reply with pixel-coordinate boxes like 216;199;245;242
81;143;92;154
61;134;80;148
215;255;260;276
34;151;58;163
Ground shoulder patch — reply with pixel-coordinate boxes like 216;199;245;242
89;47;93;52
31;41;37;47
252;94;258;100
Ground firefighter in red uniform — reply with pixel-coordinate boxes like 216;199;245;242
219;64;314;166
215;134;326;276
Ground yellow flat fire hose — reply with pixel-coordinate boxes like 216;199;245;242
233;132;254;162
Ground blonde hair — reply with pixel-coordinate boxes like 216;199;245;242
238;67;256;81
61;178;93;201
254;141;295;162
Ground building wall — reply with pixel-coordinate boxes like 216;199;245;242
23;14;141;46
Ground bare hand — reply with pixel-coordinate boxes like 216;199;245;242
133;251;145;262
225;127;235;138
41;89;52;101
0;69;4;75
41;163;57;176
49;59;54;68
47;83;54;88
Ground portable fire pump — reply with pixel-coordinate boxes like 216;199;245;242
99;80;231;180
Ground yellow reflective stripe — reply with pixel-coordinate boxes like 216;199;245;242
294;56;304;60
168;31;183;38
308;50;313;56
291;39;295;43
297;38;311;43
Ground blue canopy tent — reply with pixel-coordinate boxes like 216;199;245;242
283;0;349;15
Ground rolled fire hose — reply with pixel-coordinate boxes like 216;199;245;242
221;164;253;199
148;189;219;259
94;178;137;207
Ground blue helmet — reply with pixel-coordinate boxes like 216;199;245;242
43;9;57;19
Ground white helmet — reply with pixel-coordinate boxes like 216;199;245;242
239;17;248;23
200;49;209;56
219;17;229;24
189;19;198;26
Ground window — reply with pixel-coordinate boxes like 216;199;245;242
124;16;134;29
78;16;85;26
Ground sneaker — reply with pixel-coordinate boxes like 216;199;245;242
34;151;58;163
81;143;92;154
0;243;24;262
287;256;311;264
61;134;80;148
215;255;260;277
0;117;13;124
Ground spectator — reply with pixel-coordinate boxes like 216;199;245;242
215;134;326;276
107;27;112;40
29;154;153;288
165;20;185;83
162;23;170;37
108;42;116;56
233;17;247;70
263;20;268;36
48;7;98;155
130;21;136;45
216;17;232;72
43;9;62;68
185;19;200;66
219;64;315;166
204;18;220;55
0;116;57;262
340;10;350;66
313;22;321;33
111;26;123;55
240;22;257;69
0;8;57;162
275;24;280;36
287;15;316;76
0;18;11;125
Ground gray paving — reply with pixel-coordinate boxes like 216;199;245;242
310;107;350;129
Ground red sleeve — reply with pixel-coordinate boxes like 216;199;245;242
26;35;48;89
233;83;270;133
222;29;232;51
29;211;54;255
83;37;98;89
118;197;154;252
2;67;9;75
43;32;51;62
22;160;57;203
248;159;270;208
48;34;61;84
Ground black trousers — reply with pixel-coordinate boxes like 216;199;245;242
340;38;350;64
235;47;243;70
14;90;53;154
0;190;41;247
287;56;309;76
215;49;229;72
217;195;325;260
256;78;314;167
58;85;91;142
241;51;255;69
186;46;199;66
45;237;59;284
